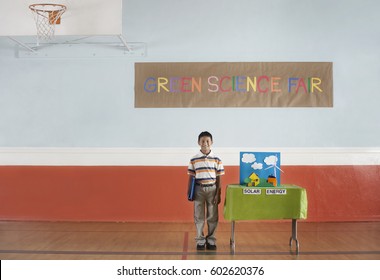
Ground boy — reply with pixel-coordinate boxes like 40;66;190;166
187;131;225;250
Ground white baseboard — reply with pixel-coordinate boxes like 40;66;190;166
0;147;379;166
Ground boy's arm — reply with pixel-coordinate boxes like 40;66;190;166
188;175;194;191
214;176;222;205
188;175;195;198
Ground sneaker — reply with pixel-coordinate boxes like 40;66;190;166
196;244;205;250
206;243;217;250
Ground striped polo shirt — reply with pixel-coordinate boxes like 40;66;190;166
188;151;225;185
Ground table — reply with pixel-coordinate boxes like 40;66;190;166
223;184;308;254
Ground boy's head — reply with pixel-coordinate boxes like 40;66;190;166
198;131;213;154
198;131;213;142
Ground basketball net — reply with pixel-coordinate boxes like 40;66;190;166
29;4;67;41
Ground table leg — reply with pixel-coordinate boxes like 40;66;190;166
230;220;235;254
289;218;299;254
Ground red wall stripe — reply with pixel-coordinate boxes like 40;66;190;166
0;165;379;222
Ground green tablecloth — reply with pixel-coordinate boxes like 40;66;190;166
223;184;308;221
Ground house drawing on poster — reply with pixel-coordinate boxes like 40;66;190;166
245;172;260;186
267;175;277;187
240;152;283;187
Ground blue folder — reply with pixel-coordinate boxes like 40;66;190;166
187;176;196;201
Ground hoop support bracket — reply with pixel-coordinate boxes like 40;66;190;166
8;36;38;53
118;35;130;52
9;35;146;58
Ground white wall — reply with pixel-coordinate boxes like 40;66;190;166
0;0;379;148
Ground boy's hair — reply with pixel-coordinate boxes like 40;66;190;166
198;131;213;142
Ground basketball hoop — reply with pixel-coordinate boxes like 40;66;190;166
29;4;67;41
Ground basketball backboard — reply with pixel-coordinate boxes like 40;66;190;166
0;0;122;36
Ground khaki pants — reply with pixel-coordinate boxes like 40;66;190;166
193;184;218;246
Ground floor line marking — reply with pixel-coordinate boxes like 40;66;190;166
1;249;380;256
182;231;189;260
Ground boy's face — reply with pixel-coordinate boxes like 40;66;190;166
198;136;213;154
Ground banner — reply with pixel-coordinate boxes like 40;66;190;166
135;62;333;108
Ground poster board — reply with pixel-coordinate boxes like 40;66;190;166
240;152;282;187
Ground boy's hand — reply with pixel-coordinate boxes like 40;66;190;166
213;188;221;204
214;176;222;204
213;195;221;204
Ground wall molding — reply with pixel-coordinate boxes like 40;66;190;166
0;147;379;166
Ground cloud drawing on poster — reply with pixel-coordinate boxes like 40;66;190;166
264;155;278;166
242;153;256;163
251;162;263;170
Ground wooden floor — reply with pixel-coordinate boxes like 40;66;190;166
0;221;379;260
